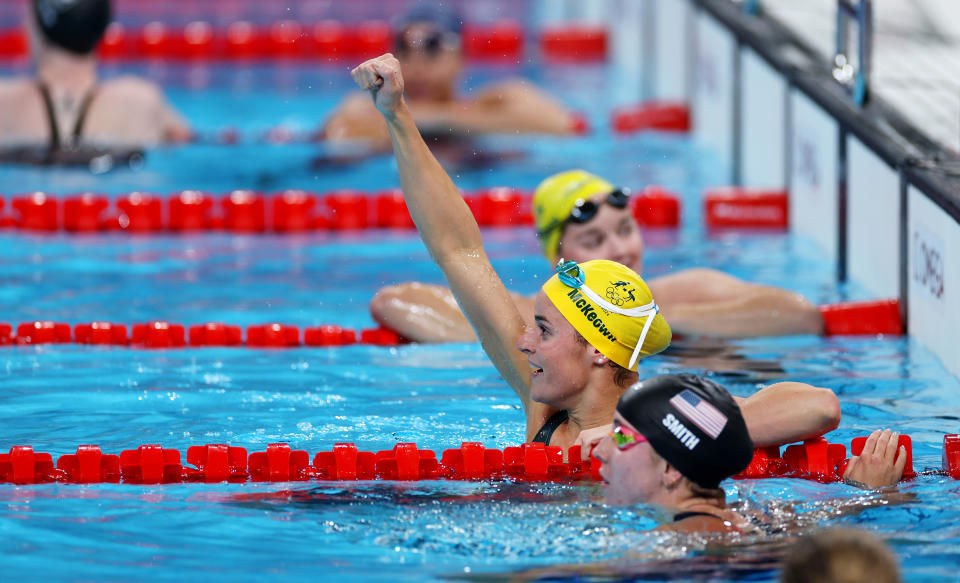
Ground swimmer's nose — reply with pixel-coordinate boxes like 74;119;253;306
517;326;536;355
608;238;634;266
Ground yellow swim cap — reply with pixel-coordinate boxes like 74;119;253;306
534;169;616;264
542;259;671;371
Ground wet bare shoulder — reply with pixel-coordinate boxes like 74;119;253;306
99;76;165;105
0;77;36;101
0;78;43;138
471;79;535;104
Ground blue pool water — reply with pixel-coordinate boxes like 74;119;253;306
1;61;959;582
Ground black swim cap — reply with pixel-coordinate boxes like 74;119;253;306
394;1;462;36
617;374;753;489
33;0;111;55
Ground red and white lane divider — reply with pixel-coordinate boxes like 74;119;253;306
0;321;402;348
611;102;691;134
0;442;597;485
735;434;920;483
0;21;609;63
0;298;904;351
0;186;808;233
704;187;789;229
0;189;524;233
820;299;904;336
1;432;946;485
0;186;681;233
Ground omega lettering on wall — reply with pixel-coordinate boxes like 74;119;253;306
795;137;820;191
695;44;718;98
912;224;945;301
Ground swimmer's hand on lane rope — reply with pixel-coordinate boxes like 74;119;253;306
575;424;612;461
351;53;406;119
842;428;908;489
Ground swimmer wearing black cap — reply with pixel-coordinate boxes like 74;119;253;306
322;1;578;149
594;374;754;533
594;375;908;534
0;0;191;167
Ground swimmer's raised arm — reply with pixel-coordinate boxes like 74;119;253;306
736;382;841;447
352;54;533;401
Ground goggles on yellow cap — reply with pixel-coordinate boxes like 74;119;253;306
536;188;630;238
534;170;625;264
541;259;671;370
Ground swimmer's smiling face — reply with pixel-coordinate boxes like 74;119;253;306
517;292;593;408
594;412;665;505
558;196;644;274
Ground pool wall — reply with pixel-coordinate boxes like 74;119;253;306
605;0;960;378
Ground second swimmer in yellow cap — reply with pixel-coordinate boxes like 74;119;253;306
353;53;840;454
372;166;825;343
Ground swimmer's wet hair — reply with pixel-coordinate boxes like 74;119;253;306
780;527;900;583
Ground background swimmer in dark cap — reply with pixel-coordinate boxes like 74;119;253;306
0;0;191;163
322;1;578;149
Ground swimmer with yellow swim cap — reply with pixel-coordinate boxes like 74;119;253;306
352;53;840;454
373;166;825;343
0;0;191;164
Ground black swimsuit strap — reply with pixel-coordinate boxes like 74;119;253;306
36;81;98;149
72;86;98;142
532;410;568;445
37;82;61;151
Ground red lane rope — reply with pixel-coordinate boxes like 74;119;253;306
0;187;681;233
0;21;610;63
0;322;403;348
0;434;930;485
0;442;596;485
0;298;905;350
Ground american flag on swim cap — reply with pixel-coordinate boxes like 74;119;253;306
670;389;728;439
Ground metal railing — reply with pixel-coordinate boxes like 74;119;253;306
834;0;873;105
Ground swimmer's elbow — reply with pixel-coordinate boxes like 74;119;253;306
369;285;404;323
165;123;194;144
812;386;842;434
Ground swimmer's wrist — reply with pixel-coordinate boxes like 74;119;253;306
842;476;870;489
383;104;416;132
381;99;411;123
843;476;897;491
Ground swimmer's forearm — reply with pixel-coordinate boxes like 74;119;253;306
384;105;484;260
661;293;824;337
738;382;841;447
382;103;533;400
